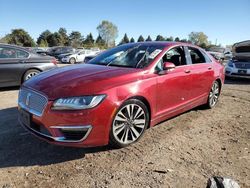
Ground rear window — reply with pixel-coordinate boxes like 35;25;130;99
188;47;206;64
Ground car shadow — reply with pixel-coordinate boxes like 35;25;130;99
224;77;250;85
0;86;20;92
0;107;112;168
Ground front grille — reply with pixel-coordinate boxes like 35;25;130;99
234;62;250;69
18;88;48;116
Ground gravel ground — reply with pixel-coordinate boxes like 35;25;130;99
0;78;249;188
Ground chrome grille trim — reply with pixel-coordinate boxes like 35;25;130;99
18;88;48;117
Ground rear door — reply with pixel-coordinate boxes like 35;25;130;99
0;46;29;87
184;46;214;100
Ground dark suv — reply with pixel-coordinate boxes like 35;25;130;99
0;43;57;88
47;46;75;60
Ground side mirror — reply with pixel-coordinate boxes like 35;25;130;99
163;62;175;70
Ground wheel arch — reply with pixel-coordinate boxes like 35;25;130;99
215;78;222;92
126;95;151;128
21;68;42;83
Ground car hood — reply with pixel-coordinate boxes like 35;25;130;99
58;53;73;57
23;64;141;100
233;40;250;59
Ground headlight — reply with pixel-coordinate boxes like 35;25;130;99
52;95;106;110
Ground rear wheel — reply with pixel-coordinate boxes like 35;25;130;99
206;80;220;108
23;69;40;82
109;99;149;148
69;57;76;64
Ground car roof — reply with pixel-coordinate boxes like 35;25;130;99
120;41;198;49
0;43;29;51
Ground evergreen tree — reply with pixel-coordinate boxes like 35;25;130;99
166;36;174;41
47;32;61;47
137;35;144;42
69;31;83;48
155;35;165;41
119;33;130;45
37;30;52;46
58;28;69;46
83;33;95;47
95;34;106;48
145;35;152;41
130;37;135;43
174;37;180;42
6;29;35;47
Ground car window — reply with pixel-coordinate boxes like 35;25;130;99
201;50;212;62
155;46;186;71
0;47;29;59
188;47;206;64
16;49;29;58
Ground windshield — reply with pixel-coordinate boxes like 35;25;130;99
88;44;164;68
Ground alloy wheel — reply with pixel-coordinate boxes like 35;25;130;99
112;103;146;145
25;71;38;81
209;81;220;107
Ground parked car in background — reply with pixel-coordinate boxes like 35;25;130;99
60;49;97;64
48;46;75;60
207;47;226;61
0;43;57;88
31;47;50;56
18;42;224;148
225;40;250;78
207;47;232;61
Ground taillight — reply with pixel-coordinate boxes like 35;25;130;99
51;58;58;65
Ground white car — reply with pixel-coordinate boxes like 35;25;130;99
60;49;97;64
225;40;250;78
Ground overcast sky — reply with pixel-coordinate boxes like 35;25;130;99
0;0;249;46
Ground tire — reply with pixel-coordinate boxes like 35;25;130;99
69;57;76;64
109;99;149;148
23;69;41;82
205;80;220;109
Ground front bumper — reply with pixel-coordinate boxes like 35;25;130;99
19;116;92;143
18;98;116;147
225;66;250;78
61;57;70;63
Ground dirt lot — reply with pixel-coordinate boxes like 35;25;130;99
0;78;249;188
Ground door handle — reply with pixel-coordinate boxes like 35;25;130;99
208;67;212;70
184;70;191;73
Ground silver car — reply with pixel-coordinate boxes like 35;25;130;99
225;40;250;78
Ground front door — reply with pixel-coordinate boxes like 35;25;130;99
155;46;193;117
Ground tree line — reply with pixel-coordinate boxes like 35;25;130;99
0;20;218;50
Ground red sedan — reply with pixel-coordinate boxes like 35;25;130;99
18;42;225;148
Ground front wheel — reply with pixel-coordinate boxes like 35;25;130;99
109;99;149;148
69;57;76;64
206;80;220;108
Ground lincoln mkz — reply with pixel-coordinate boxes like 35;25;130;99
18;42;225;148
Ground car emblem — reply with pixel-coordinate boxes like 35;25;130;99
26;93;31;106
242;64;245;67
